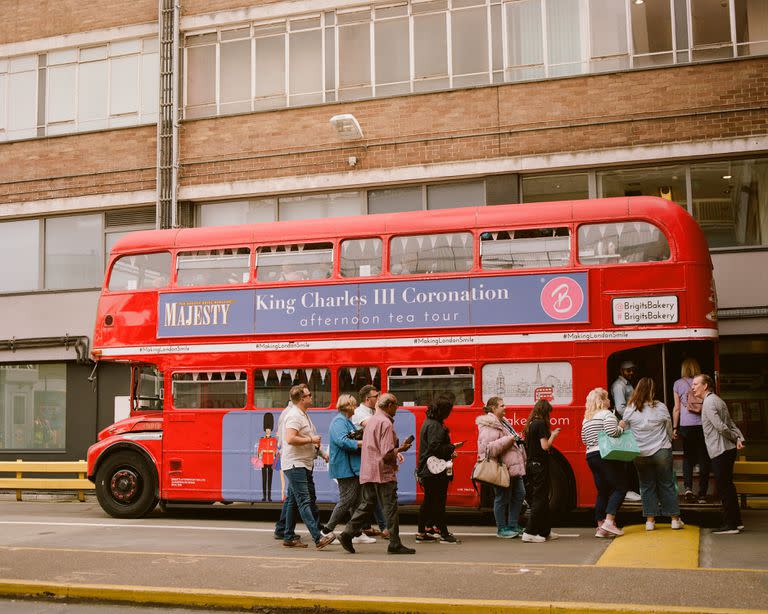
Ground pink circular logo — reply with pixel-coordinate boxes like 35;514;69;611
540;277;584;320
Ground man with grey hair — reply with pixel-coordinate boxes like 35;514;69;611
691;374;745;534
338;392;415;555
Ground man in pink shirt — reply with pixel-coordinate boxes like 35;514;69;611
338;393;415;555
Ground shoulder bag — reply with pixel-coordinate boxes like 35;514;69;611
598;430;640;462
471;453;510;488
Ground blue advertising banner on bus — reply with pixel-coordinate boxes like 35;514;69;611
157;272;588;338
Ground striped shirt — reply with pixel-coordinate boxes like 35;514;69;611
581;409;622;454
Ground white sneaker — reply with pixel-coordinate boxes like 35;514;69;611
645;521;655;531
625;491;642;502
545;531;561;541
671;518;685;530
521;532;546;543
352;533;376;544
600;519;625;536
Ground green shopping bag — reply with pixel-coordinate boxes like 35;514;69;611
598;430;640;462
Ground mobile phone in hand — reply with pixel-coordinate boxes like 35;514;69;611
403;434;415;446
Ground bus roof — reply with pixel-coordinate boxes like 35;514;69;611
110;196;705;258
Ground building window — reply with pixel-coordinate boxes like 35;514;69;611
0;207;154;294
0;38;158;141
521;172;589;203
0;219;40;292
0;364;66;450
599;165;687;208
279;192;365;220
44;214;103;290
691;159;768;248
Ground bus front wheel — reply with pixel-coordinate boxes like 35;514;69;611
95;451;158;518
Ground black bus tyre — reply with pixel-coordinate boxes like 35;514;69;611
95;450;158;518
548;452;575;519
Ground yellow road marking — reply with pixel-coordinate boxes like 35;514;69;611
0;579;766;614
597;524;700;569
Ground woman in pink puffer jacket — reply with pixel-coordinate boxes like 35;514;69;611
475;397;527;538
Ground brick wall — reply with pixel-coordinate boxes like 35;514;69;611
0;0;157;45
182;0;281;17
0;127;156;205
179;57;768;188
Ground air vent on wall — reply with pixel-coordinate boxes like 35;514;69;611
105;206;156;228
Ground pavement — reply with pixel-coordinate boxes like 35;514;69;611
0;500;766;613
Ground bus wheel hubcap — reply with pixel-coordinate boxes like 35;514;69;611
111;469;140;503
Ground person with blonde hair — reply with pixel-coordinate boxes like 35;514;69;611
621;378;683;531
321;394;375;544
672;358;710;503
581;388;627;538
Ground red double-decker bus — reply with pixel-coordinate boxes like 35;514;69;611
87;196;717;518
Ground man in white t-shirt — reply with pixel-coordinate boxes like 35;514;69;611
352;385;379;428
281;384;335;550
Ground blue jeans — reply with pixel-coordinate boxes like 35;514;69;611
586;451;627;523
493;476;525;530
274;482;297;540
284;467;322;544
633;447;680;518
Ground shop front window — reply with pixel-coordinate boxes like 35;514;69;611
0;364;66;450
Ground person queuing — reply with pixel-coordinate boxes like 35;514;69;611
281;384;336;550
320;394;375;545
611;360;642;502
273;399;298;544
672;358;710;504
415;395;462;544
581;387;627;538
351;384;389;539
475;397;527;539
522;399;561;543
338;392;415;555
691;374;746;534
620;377;684;531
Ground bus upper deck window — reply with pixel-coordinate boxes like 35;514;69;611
390;232;473;275
108;252;171;291
578;222;671;265
256;243;333;282
481;227;570;270
340;238;382;277
177;248;250;287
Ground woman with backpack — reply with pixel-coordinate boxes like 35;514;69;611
672;358;710;503
475;397;527;539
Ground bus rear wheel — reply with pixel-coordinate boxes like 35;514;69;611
548;452;575;519
95;451;158;518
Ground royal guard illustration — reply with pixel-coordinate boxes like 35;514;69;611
254;413;277;502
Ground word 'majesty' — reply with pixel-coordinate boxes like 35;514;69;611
164;301;232;327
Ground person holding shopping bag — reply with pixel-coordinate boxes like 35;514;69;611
476;397;527;539
581;387;627;538
621;377;684;531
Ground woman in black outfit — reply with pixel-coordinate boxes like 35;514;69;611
522;399;561;543
416;396;463;544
